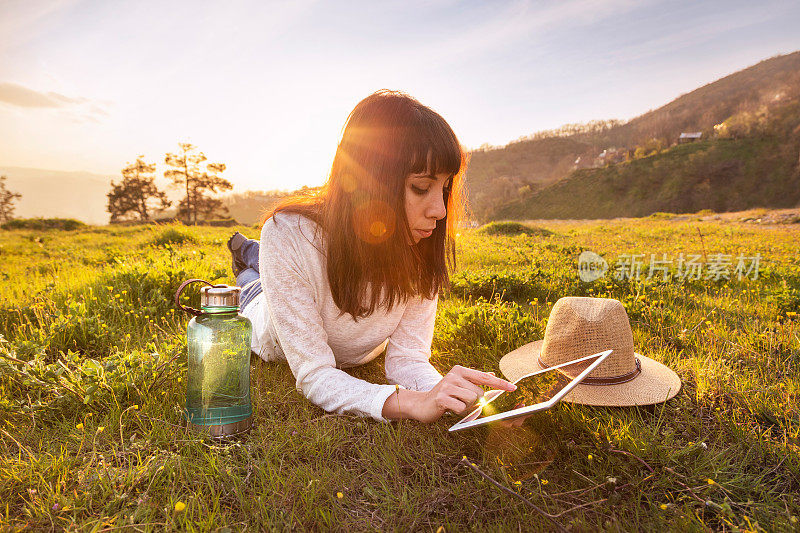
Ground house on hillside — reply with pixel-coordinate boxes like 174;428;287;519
594;147;627;167
678;132;703;144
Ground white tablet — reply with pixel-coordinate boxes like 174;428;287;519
449;349;613;432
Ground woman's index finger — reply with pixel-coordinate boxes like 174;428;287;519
460;367;516;390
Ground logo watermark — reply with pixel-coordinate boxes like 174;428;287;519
578;251;761;282
578;251;609;282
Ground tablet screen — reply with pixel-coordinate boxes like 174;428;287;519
460;354;601;425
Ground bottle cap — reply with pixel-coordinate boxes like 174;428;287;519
200;285;241;310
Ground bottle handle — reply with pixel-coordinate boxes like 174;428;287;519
174;278;227;317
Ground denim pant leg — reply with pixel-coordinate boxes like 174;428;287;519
234;238;263;311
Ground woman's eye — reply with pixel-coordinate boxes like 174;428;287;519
411;185;429;195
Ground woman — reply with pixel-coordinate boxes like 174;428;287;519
228;90;515;423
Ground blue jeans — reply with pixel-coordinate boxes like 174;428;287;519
234;238;263;311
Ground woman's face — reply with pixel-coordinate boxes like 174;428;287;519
404;170;451;245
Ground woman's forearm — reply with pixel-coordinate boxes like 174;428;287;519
381;388;427;421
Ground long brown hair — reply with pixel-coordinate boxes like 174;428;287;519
262;89;467;321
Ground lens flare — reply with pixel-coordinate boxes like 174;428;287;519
369;220;387;238
353;200;396;245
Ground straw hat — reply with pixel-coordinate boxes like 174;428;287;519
499;297;680;406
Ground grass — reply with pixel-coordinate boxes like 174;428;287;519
1;217;799;531
1;217;87;231
476;221;554;237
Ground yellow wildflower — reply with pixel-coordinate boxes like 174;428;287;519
660;504;668;510
174;501;186;512
336;492;344;499
76;423;84;430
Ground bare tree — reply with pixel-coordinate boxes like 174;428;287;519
0;175;22;223
164;143;232;224
107;156;171;222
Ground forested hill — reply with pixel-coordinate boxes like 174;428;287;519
599;51;800;147
467;51;800;221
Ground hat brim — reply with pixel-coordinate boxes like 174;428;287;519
498;340;681;406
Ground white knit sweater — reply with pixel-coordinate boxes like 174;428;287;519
242;211;444;422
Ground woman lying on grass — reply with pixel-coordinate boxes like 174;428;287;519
228;90;515;423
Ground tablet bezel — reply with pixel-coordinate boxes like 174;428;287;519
448;349;613;432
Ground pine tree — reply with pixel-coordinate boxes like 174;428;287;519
164;143;232;224
0;175;22;223
106;157;171;222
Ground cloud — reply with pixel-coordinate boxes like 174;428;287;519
0;82;110;123
0;82;89;108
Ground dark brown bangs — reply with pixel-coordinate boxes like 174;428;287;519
407;108;463;178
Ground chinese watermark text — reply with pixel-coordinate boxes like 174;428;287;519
579;251;760;282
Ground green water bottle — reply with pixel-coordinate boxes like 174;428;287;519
174;279;253;437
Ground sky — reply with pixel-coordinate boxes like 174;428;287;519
2;0;800;193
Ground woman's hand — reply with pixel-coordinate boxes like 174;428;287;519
383;365;516;423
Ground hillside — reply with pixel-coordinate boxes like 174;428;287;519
608;51;800;146
468;51;800;220
465;136;598;219
492;95;800;220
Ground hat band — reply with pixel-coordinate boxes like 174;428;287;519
538;357;642;386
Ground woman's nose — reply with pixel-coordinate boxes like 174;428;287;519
427;190;447;220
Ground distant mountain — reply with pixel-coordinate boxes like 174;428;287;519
0;167;113;225
468;51;800;221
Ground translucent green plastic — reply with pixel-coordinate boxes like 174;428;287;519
185;308;253;426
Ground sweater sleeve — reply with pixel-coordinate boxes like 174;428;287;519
259;216;398;422
384;292;444;392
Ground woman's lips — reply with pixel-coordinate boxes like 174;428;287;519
416;229;433;238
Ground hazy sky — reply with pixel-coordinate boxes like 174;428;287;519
2;0;799;192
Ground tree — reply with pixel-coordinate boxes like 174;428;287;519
0;175;22;223
106;156;171;222
164;143;232;224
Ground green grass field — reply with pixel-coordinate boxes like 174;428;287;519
1;216;798;531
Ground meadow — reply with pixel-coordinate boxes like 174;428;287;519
0;214;798;532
